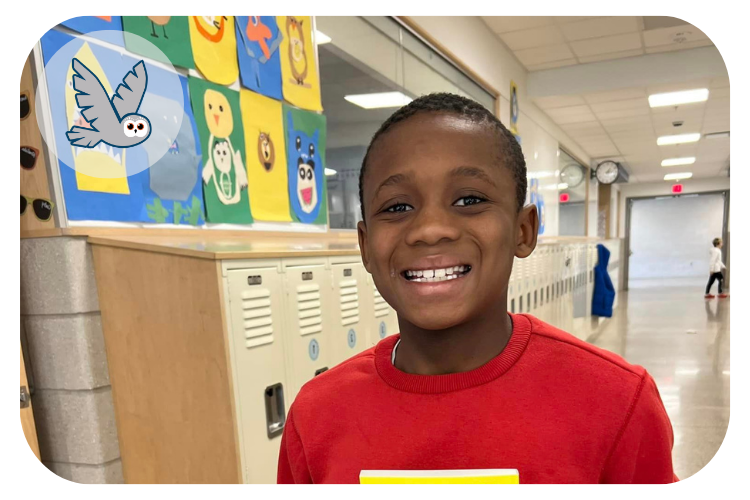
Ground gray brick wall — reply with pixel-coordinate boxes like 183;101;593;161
21;237;123;483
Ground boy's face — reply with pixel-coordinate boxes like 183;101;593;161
358;113;538;331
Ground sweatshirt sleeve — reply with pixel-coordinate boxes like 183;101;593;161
277;407;313;484
600;373;678;483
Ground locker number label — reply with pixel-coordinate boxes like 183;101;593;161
347;329;357;348
308;339;320;361
379;321;387;339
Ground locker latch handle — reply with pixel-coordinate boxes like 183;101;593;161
264;383;286;439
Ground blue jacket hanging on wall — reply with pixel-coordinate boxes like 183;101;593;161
592;244;616;317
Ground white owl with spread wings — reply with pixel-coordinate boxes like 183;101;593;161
66;58;152;149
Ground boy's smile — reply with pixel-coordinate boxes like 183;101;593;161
358;113;536;332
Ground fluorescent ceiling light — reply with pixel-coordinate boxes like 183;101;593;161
664;172;693;181
315;30;331;45
324;168;337;176
657;133;701;146
661;157;696;167
649;88;709;108
557;183;569;190
345;92;412;109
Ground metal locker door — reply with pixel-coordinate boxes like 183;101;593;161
226;267;288;484
283;264;331;403
368;276;398;347
330;262;366;365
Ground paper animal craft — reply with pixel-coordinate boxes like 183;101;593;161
235;16;283;100
189;16;239;85
240;89;290;221
66;59;151;150
59;16;125;46
188;77;252;223
122;16;195;69
284;105;327;224
278;16;322;111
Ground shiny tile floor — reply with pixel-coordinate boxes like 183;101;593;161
588;277;730;480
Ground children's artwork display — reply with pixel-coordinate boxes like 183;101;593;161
40;29;204;224
189;77;253;224
235;16;283;100
283;104;327;224
122;16;194;69
189;16;239;85
59;16;124;46
240;90;291;222
278;16;322;111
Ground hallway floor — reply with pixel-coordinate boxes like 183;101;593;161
589;278;730;480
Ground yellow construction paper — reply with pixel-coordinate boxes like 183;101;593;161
189;16;239;85
278;16;322;111
65;42;129;194
240;90;291;221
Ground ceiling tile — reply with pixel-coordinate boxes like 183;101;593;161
578;48;644;64
554;16;602;24
515;44;575;66
500;25;566;51
646;79;711;94
710;87;730;98
590;97;650;114
525;58;579;71
642;24;709;47
584;88;647;104
561;16;640;41
595;107;651;121
710;77;730;89
535;95;587;109
483;16;556;34
645;39;713;53
570;33;642;58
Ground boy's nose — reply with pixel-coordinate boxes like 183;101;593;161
404;207;461;247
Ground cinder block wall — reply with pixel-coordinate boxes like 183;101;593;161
20;236;123;483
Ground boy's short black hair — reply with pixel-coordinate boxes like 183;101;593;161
713;237;722;247
358;92;527;222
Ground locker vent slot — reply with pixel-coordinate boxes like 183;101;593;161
339;279;360;326
297;283;322;336
240;288;274;348
374;287;389;317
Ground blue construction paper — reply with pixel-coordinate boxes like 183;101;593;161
235;16;283;100
59;16;125;46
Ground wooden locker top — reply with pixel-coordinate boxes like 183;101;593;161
87;234;362;260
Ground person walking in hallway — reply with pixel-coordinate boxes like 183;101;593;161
705;237;728;299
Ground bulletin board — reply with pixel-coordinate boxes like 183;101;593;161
35;16;327;229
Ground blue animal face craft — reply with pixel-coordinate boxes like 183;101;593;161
287;112;322;223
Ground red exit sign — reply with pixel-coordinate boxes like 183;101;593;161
671;184;684;194
559;193;570;203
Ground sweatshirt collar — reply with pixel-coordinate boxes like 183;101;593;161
375;313;532;394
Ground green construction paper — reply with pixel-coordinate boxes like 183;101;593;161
283;105;328;225
188;77;253;224
122;16;194;69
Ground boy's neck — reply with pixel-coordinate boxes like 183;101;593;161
394;299;513;376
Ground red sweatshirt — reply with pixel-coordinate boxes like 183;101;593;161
278;314;677;484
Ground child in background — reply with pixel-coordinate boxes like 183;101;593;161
277;93;677;484
706;237;728;299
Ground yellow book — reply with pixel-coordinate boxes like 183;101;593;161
359;469;519;484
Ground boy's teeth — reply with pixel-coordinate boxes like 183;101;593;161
435;269;445;278
423;269;434;278
406;265;471;282
417;270;423;277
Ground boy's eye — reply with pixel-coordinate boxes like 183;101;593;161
385;203;413;214
454;196;486;207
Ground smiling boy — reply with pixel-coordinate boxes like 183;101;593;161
277;93;677;484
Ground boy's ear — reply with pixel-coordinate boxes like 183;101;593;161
357;220;371;272
515;204;539;259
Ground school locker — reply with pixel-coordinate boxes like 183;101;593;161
329;257;369;365
224;263;288;484
281;258;333;403
366;272;399;347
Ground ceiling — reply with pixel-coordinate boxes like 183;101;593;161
482;16;713;71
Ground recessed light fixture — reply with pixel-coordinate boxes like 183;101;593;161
657;133;701;146
315;30;331;45
324;168;337;176
649;88;709;108
344;91;412;109
664;172;693;181
661;157;696;167
557;183;569;190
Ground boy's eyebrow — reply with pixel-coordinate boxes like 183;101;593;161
450;166;497;187
374;173;413;198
